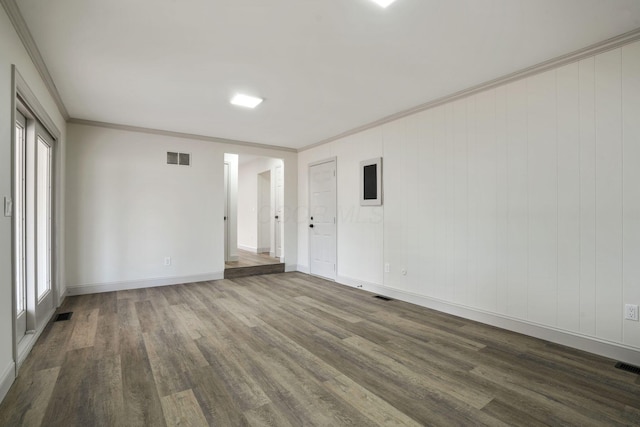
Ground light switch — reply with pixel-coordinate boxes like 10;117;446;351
4;197;12;217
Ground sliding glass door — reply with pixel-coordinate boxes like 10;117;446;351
14;107;54;350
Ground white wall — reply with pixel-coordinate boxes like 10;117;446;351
237;157;283;253
298;40;640;360
65;124;297;293
0;6;67;401
298;127;384;286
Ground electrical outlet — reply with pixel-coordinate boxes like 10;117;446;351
384;263;390;273
625;304;639;321
164;257;171;266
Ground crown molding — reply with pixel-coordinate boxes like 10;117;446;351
68;118;298;153
1;0;69;120
300;26;640;152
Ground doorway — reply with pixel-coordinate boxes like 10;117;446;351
224;154;285;278
308;158;337;280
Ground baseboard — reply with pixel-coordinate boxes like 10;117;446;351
296;265;310;274
335;275;640;366
238;245;273;254
57;287;67;307
66;272;225;296
0;361;16;405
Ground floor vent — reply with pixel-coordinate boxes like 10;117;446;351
54;312;73;322
374;295;393;301
615;362;640;375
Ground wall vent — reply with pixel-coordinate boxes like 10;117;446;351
167;152;190;166
374;295;393;301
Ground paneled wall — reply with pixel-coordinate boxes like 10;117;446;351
299;40;640;352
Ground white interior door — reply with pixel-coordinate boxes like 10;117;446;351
224;162;229;262
274;164;283;258
309;159;336;280
257;170;271;253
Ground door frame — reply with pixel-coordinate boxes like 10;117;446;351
274;164;283;259
11;66;61;374
308;157;337;280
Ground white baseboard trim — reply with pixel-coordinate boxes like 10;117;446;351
66;272;224;296
238;245;272;254
296;265;310;274
0;361;16;405
335;275;640;366
58;287;67;307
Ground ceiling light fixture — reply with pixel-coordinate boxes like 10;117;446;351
230;93;263;109
370;0;397;8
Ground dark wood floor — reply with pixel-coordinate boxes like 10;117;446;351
1;272;639;426
225;249;281;268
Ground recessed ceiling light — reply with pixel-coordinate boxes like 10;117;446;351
370;0;397;8
230;93;263;109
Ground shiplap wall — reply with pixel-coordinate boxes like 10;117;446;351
382;40;640;349
299;39;640;352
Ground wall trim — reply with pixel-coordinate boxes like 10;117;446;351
1;0;69;119
238;245;274;254
0;361;16;405
335;275;640;366
68;118;298;153
300;26;640;152
66;272;224;296
296;265;310;274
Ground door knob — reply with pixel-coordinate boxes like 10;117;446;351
275;215;279;219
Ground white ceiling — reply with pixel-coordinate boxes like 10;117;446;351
15;0;640;149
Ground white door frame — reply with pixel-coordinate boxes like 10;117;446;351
308;157;337;280
224;161;230;262
11;66;61;374
274;164;283;259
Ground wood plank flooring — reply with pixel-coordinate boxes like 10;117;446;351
224;250;285;279
225;249;282;268
1;272;639;426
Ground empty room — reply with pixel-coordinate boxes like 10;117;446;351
1;0;640;425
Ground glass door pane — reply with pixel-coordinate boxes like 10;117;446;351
15;110;27;341
36;136;51;300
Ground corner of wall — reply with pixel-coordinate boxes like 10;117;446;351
0;360;16;405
